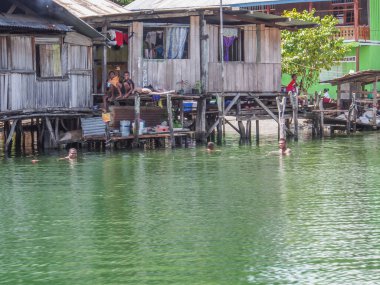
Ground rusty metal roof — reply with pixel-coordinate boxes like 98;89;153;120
321;70;380;85
125;0;329;10
53;0;129;18
0;14;71;32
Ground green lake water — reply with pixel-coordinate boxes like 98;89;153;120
1;133;380;284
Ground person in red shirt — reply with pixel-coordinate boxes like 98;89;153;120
286;74;298;93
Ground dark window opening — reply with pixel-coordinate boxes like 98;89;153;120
35;43;62;78
143;26;189;59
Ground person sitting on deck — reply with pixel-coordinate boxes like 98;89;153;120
287;74;308;107
322;88;334;104
106;71;122;101
120;71;135;99
278;138;291;156
286;74;298;94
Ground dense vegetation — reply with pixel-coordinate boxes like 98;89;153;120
281;9;350;91
112;0;134;5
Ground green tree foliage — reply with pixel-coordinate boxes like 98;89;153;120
111;0;134;5
281;9;350;91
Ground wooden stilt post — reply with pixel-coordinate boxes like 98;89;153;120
217;94;223;144
21;121;26;153
319;96;325;137
290;91;299;141
180;100;184;127
55;118;60;146
276;96;287;140
337;83;342;111
255;120;260;144
373;76;378;129
31;118;35;151
5;119;19;152
167;93;175;147
206;94;240;137
246;120;251;142
199;11;209;145
195;97;207;143
134;93;140;146
3;121;10;149
45;117;58;148
15;121;22;152
236;97;244;141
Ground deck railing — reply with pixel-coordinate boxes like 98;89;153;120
335;25;370;41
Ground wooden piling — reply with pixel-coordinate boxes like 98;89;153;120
246;120;252;142
167;94;175;147
373;76;378;129
255;120;260;144
5;119;18;152
134;93;141;146
291;92;299;141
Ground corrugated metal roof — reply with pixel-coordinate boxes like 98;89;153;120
125;0;330;10
0;14;71;32
81;117;106;137
54;0;129;18
321;70;380;85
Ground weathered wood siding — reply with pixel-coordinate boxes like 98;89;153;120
0;74;8;111
207;24;281;92
0;35;93;111
0;37;8;69
131;16;201;91
10;36;34;71
143;59;193;91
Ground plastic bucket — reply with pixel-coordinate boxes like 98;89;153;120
120;120;131;137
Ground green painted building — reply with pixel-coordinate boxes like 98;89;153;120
239;0;380;98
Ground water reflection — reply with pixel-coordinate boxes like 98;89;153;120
0;134;380;283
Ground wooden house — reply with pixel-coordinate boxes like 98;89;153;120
83;0;315;94
82;1;314;142
0;0;126;151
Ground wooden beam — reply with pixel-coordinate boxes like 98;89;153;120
206;94;241;137
134;93;140;145
7;4;17;14
253;96;293;136
373;76;378;128
45;117;57;147
5;119;19;152
167;94;175;147
12;0;37;16
101;25;108;94
224;118;240;134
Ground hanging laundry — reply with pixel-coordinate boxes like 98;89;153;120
107;29;124;47
115;31;123;47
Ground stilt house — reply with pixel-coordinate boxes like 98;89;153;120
83;0;315;95
0;0;126;114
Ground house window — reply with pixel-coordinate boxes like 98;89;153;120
219;27;244;62
332;2;355;25
143;26;189;59
35;38;62;78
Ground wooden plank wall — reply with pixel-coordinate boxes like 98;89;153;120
136;16;201;91
0;74;8;111
10;36;34;71
207;24;281;93
0;37;8;69
0;35;93;111
129;22;143;86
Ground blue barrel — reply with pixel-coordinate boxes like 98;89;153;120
120;120;131;137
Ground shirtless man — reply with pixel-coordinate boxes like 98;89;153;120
278;138;291;155
121;71;135;99
59;148;77;160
